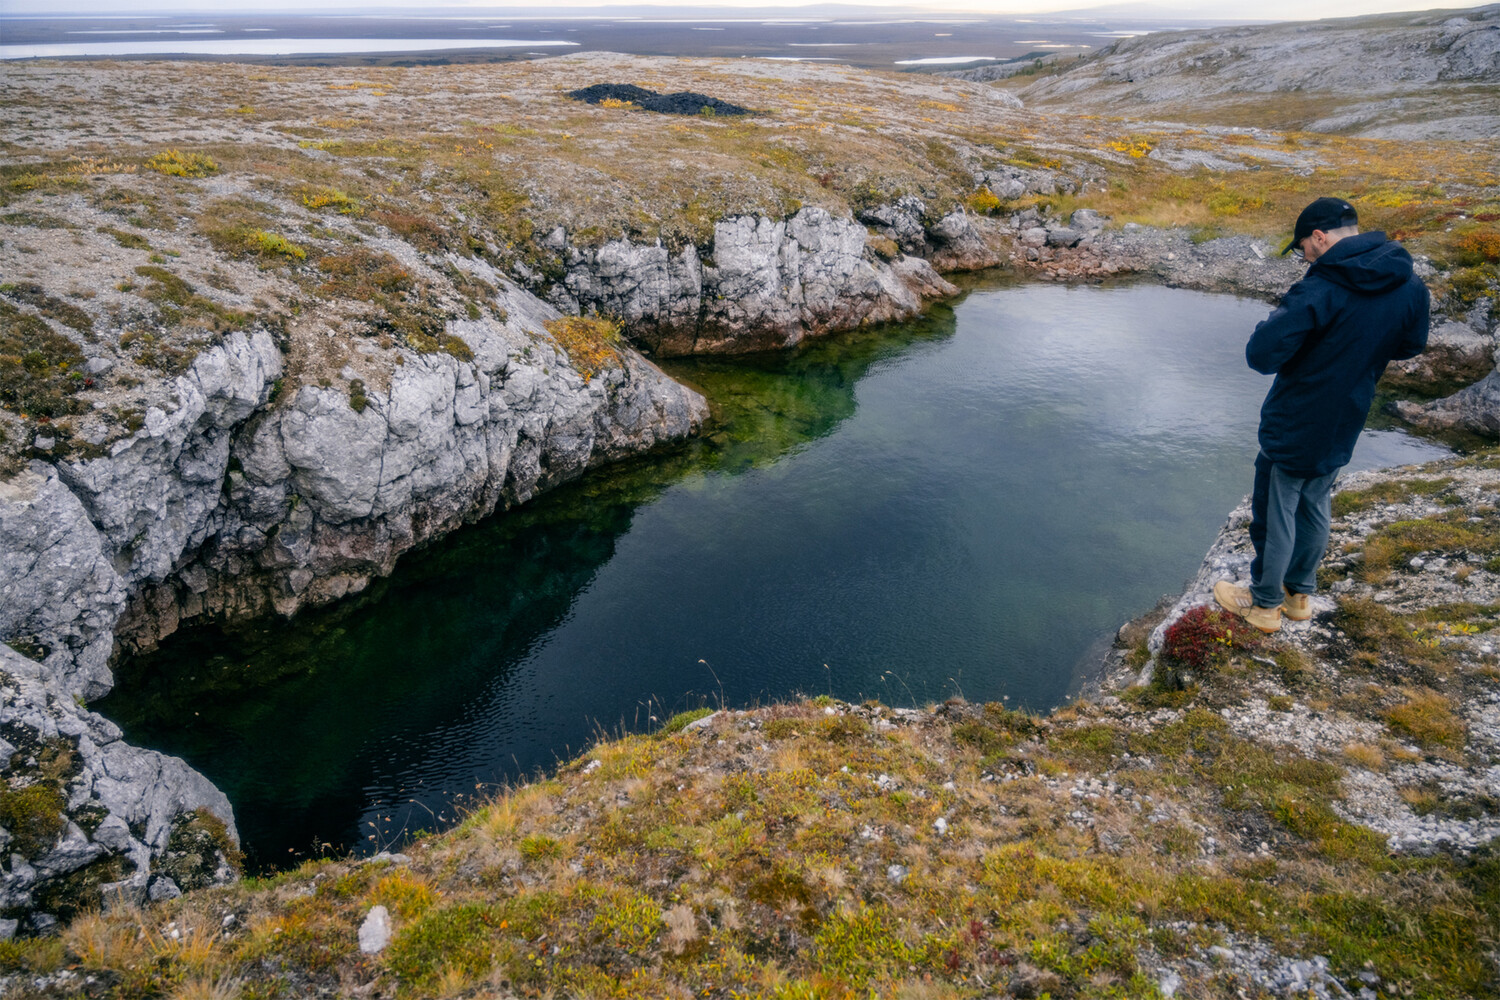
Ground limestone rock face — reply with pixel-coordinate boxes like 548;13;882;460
119;288;708;648
2;331;279;699
0;643;236;934
0;277;705;925
0;468;124;701
560;207;961;356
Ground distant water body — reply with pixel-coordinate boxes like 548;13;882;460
0;12;1237;65
101;280;1449;868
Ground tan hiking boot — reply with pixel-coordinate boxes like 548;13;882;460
1282;586;1312;621
1213;580;1282;633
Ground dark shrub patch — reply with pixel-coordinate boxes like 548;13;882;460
1161;605;1261;670
0;301;87;417
567;83;752;116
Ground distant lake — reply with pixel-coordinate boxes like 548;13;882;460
0;12;1245;65
100;279;1447;869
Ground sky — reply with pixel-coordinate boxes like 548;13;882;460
1;0;1494;16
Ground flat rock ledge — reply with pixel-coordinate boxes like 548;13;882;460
1118;457;1500;857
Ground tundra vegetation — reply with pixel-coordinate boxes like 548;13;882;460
0;29;1498;1000
1;52;1496;472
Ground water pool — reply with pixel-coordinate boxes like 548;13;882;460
100;279;1449;866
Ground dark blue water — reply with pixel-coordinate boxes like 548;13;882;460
100;279;1447;867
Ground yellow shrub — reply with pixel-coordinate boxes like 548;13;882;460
1207;188;1265;217
544;316;621;383
145;149;217;178
965;188;1003;215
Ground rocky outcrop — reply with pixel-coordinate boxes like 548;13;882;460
0;643;236;935
1125;460;1500;856
1019;5;1500;140
1393;364;1500;437
858;197;1002;272
1384;318;1496;391
116;284;707;653
0;331;283;701
0;271;705;925
553;207;961;356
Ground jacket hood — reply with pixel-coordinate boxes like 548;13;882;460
1310;231;1414;294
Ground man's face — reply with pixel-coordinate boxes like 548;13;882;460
1294;229;1328;264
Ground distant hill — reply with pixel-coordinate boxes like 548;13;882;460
1014;3;1500;139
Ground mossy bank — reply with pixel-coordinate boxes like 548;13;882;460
2;452;1496;998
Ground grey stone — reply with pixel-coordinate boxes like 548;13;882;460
1069;209;1105;230
1046;227;1083;248
1397;365;1500;437
858;196;928;254
560;207;956;356
148;876;182;902
359;904;393;953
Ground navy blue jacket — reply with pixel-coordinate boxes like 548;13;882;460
1247;231;1429;478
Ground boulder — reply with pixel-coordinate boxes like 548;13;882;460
1392;366;1500;438
857;196;928;255
1046;227;1083;248
1070;209;1106;230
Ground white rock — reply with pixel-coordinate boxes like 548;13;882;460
359;904;392;954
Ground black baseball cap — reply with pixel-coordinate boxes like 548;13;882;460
1281;197;1359;255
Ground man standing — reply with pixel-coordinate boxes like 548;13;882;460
1215;197;1429;632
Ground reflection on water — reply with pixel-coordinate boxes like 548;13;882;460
99;280;1450;868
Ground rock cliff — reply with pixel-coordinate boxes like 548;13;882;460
2;248;705;921
551;206;960;356
0;643;237;935
1018;4;1500;139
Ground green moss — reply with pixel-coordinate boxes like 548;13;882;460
1332;477;1454;517
1386;688;1467;752
98;225;150;250
1333;596;1442;667
0;782;66;855
144;148;217;178
1;282;93;335
159;807;243;888
1;211;69;230
348;378;369;413
33;854;129;922
590;890;665;956
130;265;248;336
1049;724;1125;768
657;707;713;735
812;904;923;988
517;834;566;863
384;902;503;993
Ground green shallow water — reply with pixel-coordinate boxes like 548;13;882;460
99;277;1450;868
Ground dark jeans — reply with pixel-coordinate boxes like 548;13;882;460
1248;452;1340;608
